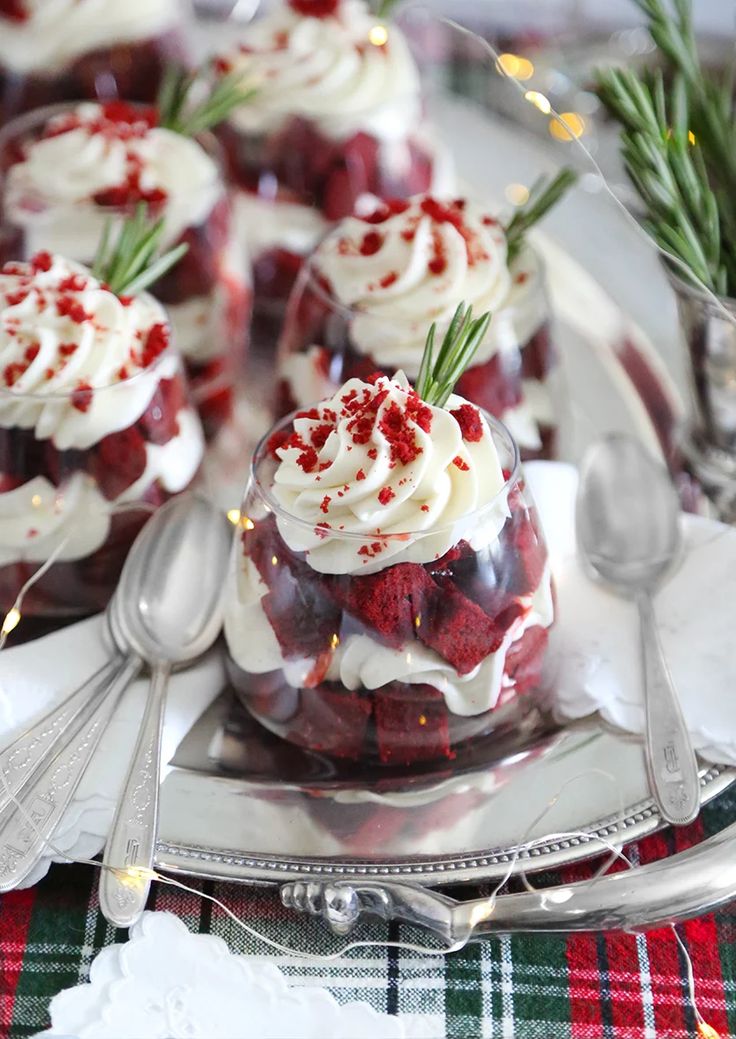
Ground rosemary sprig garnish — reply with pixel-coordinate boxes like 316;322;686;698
375;0;399;17
92;204;189;297
416;303;492;407
597;66;728;293
504;168;578;265
157;64;255;137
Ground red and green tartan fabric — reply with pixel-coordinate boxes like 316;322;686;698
1;786;735;1039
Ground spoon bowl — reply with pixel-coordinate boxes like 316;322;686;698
577;433;682;594
576;433;700;826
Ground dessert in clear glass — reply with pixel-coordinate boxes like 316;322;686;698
0;102;251;440
277;194;560;460
0;251;204;617
214;0;453;314
225;363;554;767
0;0;187;125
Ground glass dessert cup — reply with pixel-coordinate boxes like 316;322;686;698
0;3;188;126
0;346;204;618
225;113;443;316
0;105;252;441
277;253;560;462
225;413;555;768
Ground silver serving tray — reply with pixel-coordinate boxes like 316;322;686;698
156;98;735;888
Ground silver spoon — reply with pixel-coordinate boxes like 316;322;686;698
99;492;231;928
576;433;700;826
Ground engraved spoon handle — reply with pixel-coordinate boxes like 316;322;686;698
0;657;121;816
99;662;171;928
638;591;700;826
0;654;142;893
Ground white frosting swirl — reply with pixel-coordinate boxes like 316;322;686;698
220;0;421;141
0;254;178;449
0;0;180;75
311;195;547;375
270;372;508;575
4;104;221;259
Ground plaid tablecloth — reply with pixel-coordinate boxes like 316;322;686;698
1;784;735;1039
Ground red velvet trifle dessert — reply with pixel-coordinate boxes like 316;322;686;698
225;307;555;767
214;0;453;313
278;177;576;461
0;0;186;124
0;96;251;439
0;233;205;617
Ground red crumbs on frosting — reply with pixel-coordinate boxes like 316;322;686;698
56;296;90;324
450;403;484;442
378;486;395;505
453;455;470;471
71;382;94;413
141;323;170;367
361;199;411;225
359;231;384;257
320;495;332;514
289;0;340;16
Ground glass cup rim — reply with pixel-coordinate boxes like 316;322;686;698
247;403;522;545
296;231;545;327
0;100;226;209
0;296;179;402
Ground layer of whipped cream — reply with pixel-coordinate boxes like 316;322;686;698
0;405;203;566
4;104;221;257
311;195;547;376
280;352;555;452
234;192;331;259
0;254;180;450
271;373;509;574
0;0;180;75
224;558;554;717
220;0;421;142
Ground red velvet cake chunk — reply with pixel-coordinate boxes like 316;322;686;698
374;683;450;765
291;684;372;759
330;561;435;649
418;580;507;674
506;625;549;695
88;426;147;500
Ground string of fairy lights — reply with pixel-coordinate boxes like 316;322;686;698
0;17;727;1034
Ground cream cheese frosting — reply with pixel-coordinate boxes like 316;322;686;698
0;0;180;75
4;103;221;260
310;195;547;375
218;0;421;142
0;253;178;449
269;372;509;574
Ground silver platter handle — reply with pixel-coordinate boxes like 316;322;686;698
281;814;736;939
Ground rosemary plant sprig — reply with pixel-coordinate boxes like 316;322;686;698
157;64;255;137
597;65;731;293
504;168;578;265
92;204;189;297
415;303;492;407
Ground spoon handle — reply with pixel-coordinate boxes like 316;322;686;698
0;654;142;893
100;662;171;928
638;592;701;826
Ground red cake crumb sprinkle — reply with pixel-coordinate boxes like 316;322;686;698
482;215;498;226
421;504;430;512
59;343;78;358
57;273;87;293
357;541;385;559
320;495;331;514
453;455;470;471
310;423;333;449
141;323;170;367
3;362;24;387
367;447;378;459
30;252;53;273
289;0;340;16
361;199;411;225
297;445;319;472
4;290;28;306
378;486;395;505
359;231;384;256
515;271;529;285
23;343;39;363
450;403;484;442
71;382;94;413
56;296;91;324
356;468;366;481
379;271;399;289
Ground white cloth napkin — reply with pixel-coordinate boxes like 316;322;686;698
0;461;734;892
527;462;736;766
0;616;225;888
